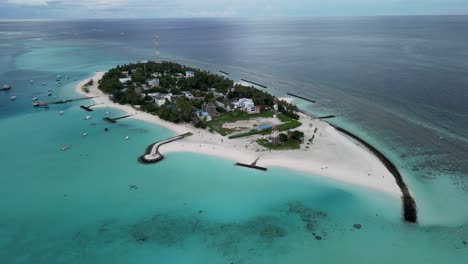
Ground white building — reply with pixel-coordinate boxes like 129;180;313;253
147;92;172;106
119;78;131;85
147;78;159;87
185;71;195;78
233;98;260;114
182;91;194;100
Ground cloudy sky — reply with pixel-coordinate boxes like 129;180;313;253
1;0;468;19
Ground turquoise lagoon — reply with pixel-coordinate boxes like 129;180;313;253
1;18;468;263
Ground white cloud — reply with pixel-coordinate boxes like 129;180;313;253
7;0;49;5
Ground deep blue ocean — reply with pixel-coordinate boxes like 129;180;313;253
1;16;468;263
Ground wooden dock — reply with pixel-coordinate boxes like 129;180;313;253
138;133;192;164
103;114;134;123
286;93;316;103
235;157;267;171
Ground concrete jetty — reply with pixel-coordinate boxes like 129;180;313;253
103;114;134;123
32;96;96;107
138;133;192;164
80;103;102;112
235;157;267;171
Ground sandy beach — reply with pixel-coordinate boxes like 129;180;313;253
76;71;403;198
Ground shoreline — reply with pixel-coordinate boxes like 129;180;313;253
75;71;404;201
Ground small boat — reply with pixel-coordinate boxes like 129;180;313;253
48;93;52;97
42;83;47;86
83;133;88;136
125;136;129;140
105;111;110;115
30;80;33;84
60;145;70;151
48;88;53;92
59;111;64;115
121;32;125;35
32;97;38;101
56;75;62;79
85;115;92;120
10;96;16;101
66;76;70;79
1;84;11;91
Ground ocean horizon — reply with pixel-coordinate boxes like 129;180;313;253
1;16;468;263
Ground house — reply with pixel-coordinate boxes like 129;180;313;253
182;91;194;100
233;98;260;114
152;72;162;78
185;71;195;78
133;105;141;110
147;92;172;106
247;105;261;114
142;84;150;91
119;78;131;85
195;110;212;121
121;71;130;77
176;73;184;79
215;100;225;108
202;103;217;116
147;78;159;87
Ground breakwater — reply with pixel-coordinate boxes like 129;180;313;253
330;124;417;223
286;93;316;103
240;79;267;88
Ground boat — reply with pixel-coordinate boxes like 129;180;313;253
48;88;53;92
85;115;92;120
60;145;70;151
83;133;88;136
1;84;11;91
125;136;129;140
56;75;62;79
59;111;64;115
10;96;16;101
48;92;52;97
105;111;110;115
66;76;70;79
42;83;47;86
32;97;38;101
30;80;33;84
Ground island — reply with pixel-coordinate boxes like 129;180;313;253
76;61;416;223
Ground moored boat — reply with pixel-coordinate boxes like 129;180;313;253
1;84;11;91
60;145;70;151
85;115;92;120
10;96;16;101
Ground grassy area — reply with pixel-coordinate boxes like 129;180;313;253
228;128;272;139
256;138;301;150
207;111;274;136
278;119;302;131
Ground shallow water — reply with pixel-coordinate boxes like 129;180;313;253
1;17;468;263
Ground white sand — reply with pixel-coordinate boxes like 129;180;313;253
76;71;403;198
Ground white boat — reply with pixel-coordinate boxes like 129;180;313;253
85;115;92;120
105;111;110;115
83;133;88;136
60;145;70;151
59;111;64;115
125;136;129;140
10;96;16;101
48;88;53;92
56;75;62;79
30;80;33;84
32;97;38;101
1;84;11;90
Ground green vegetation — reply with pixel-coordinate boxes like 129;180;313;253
98;61;301;135
257;130;305;150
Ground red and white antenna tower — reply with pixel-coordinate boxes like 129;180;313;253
155;34;161;63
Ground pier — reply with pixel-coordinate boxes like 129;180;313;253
330;124;417;223
80;103;102;112
138;133;192;164
32;96;96;107
286;93;316;103
235;157;268;171
103;114;134;123
240;79;267;88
